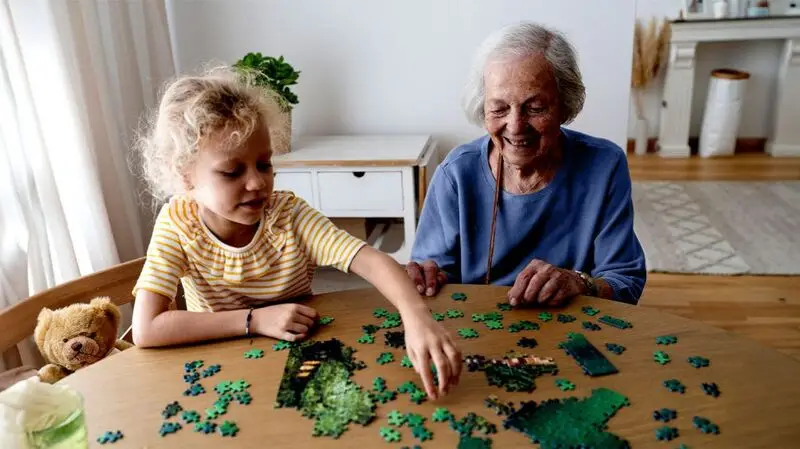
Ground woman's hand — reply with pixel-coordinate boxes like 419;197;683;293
402;309;462;400
253;303;319;342
406;260;448;297
507;259;586;307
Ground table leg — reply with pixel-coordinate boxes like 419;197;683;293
658;42;698;158
766;38;800;157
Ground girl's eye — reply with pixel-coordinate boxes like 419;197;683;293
256;161;272;172
219;169;241;178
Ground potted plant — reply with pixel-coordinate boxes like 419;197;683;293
234;52;300;154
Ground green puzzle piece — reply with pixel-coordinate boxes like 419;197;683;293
387;410;406;427
380;426;402;442
376;352;395;365
537;312;553;322
458;328;479;339
357;334;375;344
558;333;618;377
244;349;264;359
484;320;503;330
401;355;413;368
654;351;671;365
319;316;335;325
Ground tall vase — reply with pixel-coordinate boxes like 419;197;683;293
634;117;648;156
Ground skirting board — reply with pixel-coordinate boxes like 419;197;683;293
627;138;766;155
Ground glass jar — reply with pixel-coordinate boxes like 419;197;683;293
25;392;88;449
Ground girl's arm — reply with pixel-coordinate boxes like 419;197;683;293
132;290;317;347
349;246;462;399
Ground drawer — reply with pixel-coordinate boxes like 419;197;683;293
317;171;403;213
273;171;314;206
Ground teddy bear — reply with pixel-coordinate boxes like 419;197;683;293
33;296;133;384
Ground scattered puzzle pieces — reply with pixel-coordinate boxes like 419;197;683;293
555;378;575;391
374;307;389;318
508;320;539;333
598;315;632;329
605;343;626;355
371;389;398;404
496;302;512;311
181;410;201;424
218;420;239;437
381;317;402;329
451;292;468;301
653;408;677;422
158;422;182;437
384;331;406;349
96;430;123;444
656;426;679;441
663;379;686;394
244;349;264;359
701;382;720;398
447;309;465;319
582;321;601;331
161;401;183;419
380;426;402;442
409;390;427;405
273;340;294;351
184;360;203;372
654;351;671;365
656;335;678;345
401;355;413;368
433;407;454;422
432;312;446;321
377;352;395;365
411;424;433;442
517;337;538;348
537;312;553;322
183;383;205;397
581;306;600;316
357;333;375;344
231;379;250;392
688;356;710;368
557;313;576;323
183;371;200;384
406;413;426;427
235;391;253;405
194;420;216;434
458;328;479;339
201;364;221;378
484;320;503;330
484;395;516;416
692;416;720;435
388;410;406;427
559;333;618;377
319;316;335;325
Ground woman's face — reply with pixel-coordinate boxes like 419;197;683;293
483;52;563;167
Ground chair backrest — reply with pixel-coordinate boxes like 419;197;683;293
0;257;145;369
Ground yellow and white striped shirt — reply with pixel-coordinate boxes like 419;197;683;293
133;191;366;312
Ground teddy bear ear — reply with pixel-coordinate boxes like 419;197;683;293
91;296;120;325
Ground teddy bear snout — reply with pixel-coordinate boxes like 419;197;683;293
61;335;102;368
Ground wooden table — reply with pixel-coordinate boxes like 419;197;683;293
61;285;800;448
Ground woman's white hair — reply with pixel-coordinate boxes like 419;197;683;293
462;22;586;126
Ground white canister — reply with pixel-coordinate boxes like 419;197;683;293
698;69;750;158
714;0;729;17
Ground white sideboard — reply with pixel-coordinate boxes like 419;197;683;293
659;17;800;157
272;135;438;264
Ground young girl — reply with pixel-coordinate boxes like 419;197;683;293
131;67;460;399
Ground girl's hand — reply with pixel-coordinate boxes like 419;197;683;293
253;304;319;342
402;309;462;400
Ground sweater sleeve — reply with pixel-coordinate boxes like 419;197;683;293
591;154;647;304
410;166;461;281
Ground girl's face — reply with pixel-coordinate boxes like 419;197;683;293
187;125;274;229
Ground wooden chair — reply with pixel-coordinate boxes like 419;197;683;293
0;257;146;371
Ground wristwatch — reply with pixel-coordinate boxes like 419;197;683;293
575;271;598;297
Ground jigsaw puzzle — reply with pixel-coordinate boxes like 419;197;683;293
465;354;558;393
558;333;618;377
503;387;630;448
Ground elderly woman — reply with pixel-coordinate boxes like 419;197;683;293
407;22;646;306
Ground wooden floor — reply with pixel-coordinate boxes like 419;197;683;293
628;154;800;361
628;153;800;181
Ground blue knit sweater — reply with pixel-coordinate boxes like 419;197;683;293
411;128;646;304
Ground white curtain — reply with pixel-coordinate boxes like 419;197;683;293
0;0;175;371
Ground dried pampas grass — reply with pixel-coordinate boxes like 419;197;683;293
631;18;671;119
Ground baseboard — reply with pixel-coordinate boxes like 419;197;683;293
627;138;766;155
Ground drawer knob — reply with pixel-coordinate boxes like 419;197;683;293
352;171;366;178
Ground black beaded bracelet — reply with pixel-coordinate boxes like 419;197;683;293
245;307;254;338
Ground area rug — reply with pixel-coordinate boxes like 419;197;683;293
632;181;800;275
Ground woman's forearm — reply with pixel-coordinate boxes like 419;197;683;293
132;290;250;347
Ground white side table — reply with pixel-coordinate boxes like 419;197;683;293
272;135;438;264
659;17;800;157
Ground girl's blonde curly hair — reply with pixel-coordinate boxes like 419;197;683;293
133;65;289;205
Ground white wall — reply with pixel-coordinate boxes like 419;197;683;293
166;0;635;152
631;0;789;139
